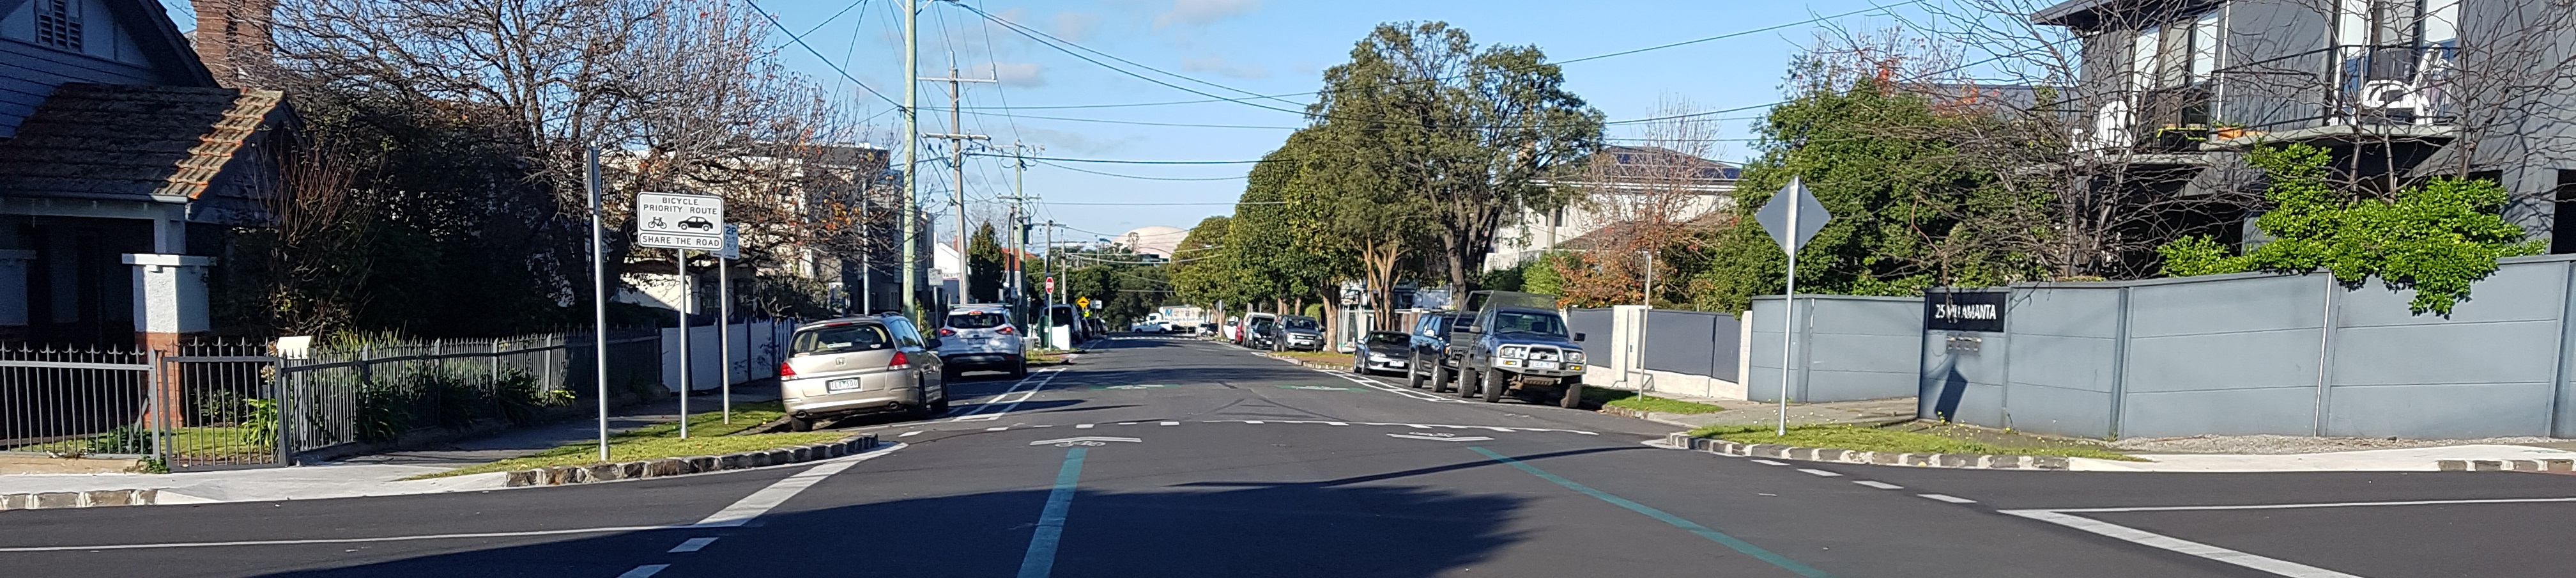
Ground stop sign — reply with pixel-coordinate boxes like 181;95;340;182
1045;276;1055;293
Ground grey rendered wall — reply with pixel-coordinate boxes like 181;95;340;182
1641;309;1740;379
2322;258;2569;438
1749;295;1923;403
2117;273;2330;438
1567;308;1613;348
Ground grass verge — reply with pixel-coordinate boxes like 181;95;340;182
1271;350;1347;363
408;401;845;479
1582;388;1724;414
1689;424;2139;460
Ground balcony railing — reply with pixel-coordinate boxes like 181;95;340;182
2213;43;2460;132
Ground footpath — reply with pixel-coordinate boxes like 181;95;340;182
0;390;776;507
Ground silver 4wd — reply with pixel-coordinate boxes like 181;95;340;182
1440;290;1588;407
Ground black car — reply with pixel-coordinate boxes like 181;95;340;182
1351;331;1412;376
1405;311;1467;391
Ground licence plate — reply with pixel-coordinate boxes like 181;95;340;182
827;378;861;392
1529;361;1560;370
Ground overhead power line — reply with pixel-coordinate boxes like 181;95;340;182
746;0;902;110
971;153;1271;165
1034;160;1252;182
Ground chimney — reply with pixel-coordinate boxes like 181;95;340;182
192;0;277;88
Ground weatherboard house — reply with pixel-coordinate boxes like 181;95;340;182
0;0;289;347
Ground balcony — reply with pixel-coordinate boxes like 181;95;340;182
2202;43;2461;148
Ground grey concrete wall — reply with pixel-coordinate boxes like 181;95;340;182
1567;308;1613;349
1641;309;1740;379
1926;254;2576;440
1749;295;1923;403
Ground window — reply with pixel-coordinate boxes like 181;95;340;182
2189;12;2221;84
884;317;924;347
1364;333;1409;349
1490;311;1568;338
2130;25;2160;91
945;311;1008;329
33;0;81;52
2553;170;2576;254
1284;316;1319;330
792;324;893;355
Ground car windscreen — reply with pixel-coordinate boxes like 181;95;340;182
1284;317;1319;330
792;324;893;355
1490;311;1568;338
946;311;1008;329
1363;333;1409;348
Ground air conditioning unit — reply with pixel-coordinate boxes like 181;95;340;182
2356;79;2426;123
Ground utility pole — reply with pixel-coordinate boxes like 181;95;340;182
922;66;992;307
900;0;919;321
995;141;1040;324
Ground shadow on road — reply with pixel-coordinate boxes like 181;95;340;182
247;483;1527;577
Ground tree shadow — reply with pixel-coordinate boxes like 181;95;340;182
249;483;1527;577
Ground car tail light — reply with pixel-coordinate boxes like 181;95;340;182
778;362;796;378
997;325;1015;335
938;328;956;337
889;351;910;370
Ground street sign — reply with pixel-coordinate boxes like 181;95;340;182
1045;276;1055;293
717;224;740;260
1077;296;1091;310
1751;175;1831;436
636;192;725;250
1753;176;1830;253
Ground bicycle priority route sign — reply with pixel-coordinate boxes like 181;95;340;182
636;192;726;251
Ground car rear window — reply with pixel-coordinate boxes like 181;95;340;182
946;311;1008;329
792;324;893;355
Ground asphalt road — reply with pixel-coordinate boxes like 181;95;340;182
4;334;2573;578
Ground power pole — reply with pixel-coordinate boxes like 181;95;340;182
995;141;1041;324
900;0;919;320
922;66;992;307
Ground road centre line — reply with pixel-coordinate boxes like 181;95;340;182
617;564;670;578
668;537;717;552
1195;419;1597;435
0;447;914;553
1016;448;1091;578
1751;459;1788;465
1999;510;2364;578
1796;469;1843;477
2031;496;2576;513
1471;447;1839;578
1918;494;1977;504
1852;481;1903;490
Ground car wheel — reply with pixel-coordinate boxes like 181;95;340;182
1406;357;1427;389
785;415;813;432
1457;369;1482;399
1483;369;1507;403
1559;379;1586;409
1352;355;1365;374
1429;363;1450;393
1011;359;1029;379
930;396;951;416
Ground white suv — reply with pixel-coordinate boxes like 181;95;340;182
937;304;1027;379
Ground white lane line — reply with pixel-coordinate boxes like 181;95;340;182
0;526;693;552
898;430;921;437
1159;421;1179;426
2000;510;2365;578
1243;420;1265;424
617;565;670;578
1075;423;1094;429
949;368;1067;422
1749;459;1788;465
986;426;1009;432
1853;481;1903;490
1328;371;1471;403
1795;469;1843;477
1918;494;1977;504
668;537;718;552
2041;496;2576;513
696;446;905;527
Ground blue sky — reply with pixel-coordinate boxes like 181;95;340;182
740;0;1958;244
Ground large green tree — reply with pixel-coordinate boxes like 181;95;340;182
1308;22;1603;293
968;223;1005;303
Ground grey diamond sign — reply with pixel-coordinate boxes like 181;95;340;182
1752;176;1830;253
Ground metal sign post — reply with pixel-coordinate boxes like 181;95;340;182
1752;176;1830;436
717;224;739;425
586;148;610;460
636;192;725;439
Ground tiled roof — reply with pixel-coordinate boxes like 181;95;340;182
0;84;283;202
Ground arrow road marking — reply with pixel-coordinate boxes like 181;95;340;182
1386;434;1496;442
1028;437;1142;447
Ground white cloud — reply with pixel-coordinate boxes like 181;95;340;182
1051;12;1101;43
982;62;1048;87
1181;56;1269;79
1152;0;1259;30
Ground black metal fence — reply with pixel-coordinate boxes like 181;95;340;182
0;329;663;469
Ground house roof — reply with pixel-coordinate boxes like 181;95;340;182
0;84;284;203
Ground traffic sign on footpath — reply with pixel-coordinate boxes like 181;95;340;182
636;192;726;250
717;224;741;260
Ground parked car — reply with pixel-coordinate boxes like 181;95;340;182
1130;320;1169;333
1352;331;1412;376
1222;316;1243;342
779;314;949;430
1439;291;1588;407
1241;313;1278;348
1276;315;1324;351
1405;311;1468;391
937;304;1026;379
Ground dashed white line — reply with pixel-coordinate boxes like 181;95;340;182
1750;459;1788;465
1118;422;1138;425
1795;469;1844;477
2001;510;2364;578
1919;494;1977;504
985;426;1008;432
1853;481;1903;490
1243;420;1265;424
668;537;717;552
1075;424;1094;429
898;431;921;437
696;449;903;527
1159;421;1179;426
616;564;670;578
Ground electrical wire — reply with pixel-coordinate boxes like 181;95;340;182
746;0;903;109
1032;160;1250;182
